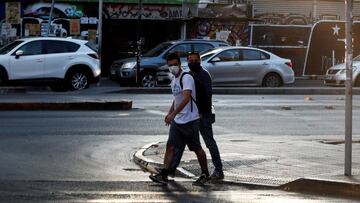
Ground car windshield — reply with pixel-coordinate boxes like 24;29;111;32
201;53;215;61
143;42;172;57
354;55;360;61
0;40;24;55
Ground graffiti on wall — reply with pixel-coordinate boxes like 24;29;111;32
188;20;249;46
23;3;84;18
105;4;186;20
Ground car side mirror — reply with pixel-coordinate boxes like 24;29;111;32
15;50;24;59
210;57;221;63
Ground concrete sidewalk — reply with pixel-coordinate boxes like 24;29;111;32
133;135;360;198
1;78;360;95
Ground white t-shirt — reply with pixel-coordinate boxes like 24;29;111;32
171;72;199;124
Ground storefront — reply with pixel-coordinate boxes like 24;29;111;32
0;0;198;75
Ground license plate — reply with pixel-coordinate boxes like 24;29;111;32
110;70;116;75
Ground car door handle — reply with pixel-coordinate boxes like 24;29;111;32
262;62;270;65
68;56;75;60
235;63;241;66
36;59;43;62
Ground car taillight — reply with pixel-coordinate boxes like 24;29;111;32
285;61;293;68
88;53;99;59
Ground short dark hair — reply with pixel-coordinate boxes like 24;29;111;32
166;53;181;64
187;51;200;60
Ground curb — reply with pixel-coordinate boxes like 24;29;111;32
111;87;360;95
0;101;132;110
133;143;163;174
134;142;360;198
133;143;196;178
282;178;360;198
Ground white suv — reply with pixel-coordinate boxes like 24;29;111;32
0;37;100;90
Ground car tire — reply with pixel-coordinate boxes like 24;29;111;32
0;69;7;86
262;73;283;87
140;72;156;87
66;70;90;90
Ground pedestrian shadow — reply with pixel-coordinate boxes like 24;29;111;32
149;179;220;202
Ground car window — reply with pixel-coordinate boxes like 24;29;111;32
193;43;213;53
201;53;215;61
0;40;24;55
17;41;43;56
243;49;270;60
45;40;80;54
216;50;241;61
168;44;192;57
143;42;172;57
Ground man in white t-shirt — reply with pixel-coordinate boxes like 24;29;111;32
149;53;210;186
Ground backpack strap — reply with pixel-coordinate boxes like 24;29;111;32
179;72;196;112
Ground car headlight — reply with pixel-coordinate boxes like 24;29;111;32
122;61;136;69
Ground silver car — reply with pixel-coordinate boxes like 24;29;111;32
200;46;294;86
324;55;360;86
157;46;294;87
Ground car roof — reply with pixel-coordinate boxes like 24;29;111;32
168;39;228;45
18;37;87;44
205;46;273;53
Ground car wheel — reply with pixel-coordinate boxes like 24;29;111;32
0;70;7;86
262;73;283;87
140;72;156;87
67;70;90;90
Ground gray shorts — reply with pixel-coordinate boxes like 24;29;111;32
167;119;201;151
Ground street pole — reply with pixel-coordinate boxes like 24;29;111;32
97;0;103;86
345;0;353;176
136;0;142;87
46;0;55;37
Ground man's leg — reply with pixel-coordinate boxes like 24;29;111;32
164;144;174;170
169;145;185;175
183;119;210;185
199;115;224;178
150;122;181;184
194;148;209;176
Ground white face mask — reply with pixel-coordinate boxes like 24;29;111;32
168;65;180;76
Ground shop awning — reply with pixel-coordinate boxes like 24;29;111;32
51;0;198;4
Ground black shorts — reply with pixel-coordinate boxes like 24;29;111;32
167;119;201;151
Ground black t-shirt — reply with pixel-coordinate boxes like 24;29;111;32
194;68;212;115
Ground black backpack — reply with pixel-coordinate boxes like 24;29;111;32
180;72;215;123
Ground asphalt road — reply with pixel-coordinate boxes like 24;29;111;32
1;93;360;202
1;180;357;202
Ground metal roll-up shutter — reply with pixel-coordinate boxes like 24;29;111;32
352;3;360;20
316;1;344;20
252;0;313;17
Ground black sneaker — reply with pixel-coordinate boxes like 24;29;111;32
210;170;224;180
192;174;210;186
149;173;168;185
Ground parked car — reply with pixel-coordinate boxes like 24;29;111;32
110;39;229;87
157;46;295;87
324;55;360;86
0;37;100;91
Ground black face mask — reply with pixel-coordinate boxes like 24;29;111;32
188;62;201;73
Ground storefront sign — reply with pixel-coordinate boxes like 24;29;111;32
70;19;81;35
106;4;186;20
25;24;41;36
81;17;89;24
88;29;97;42
5;2;21;24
